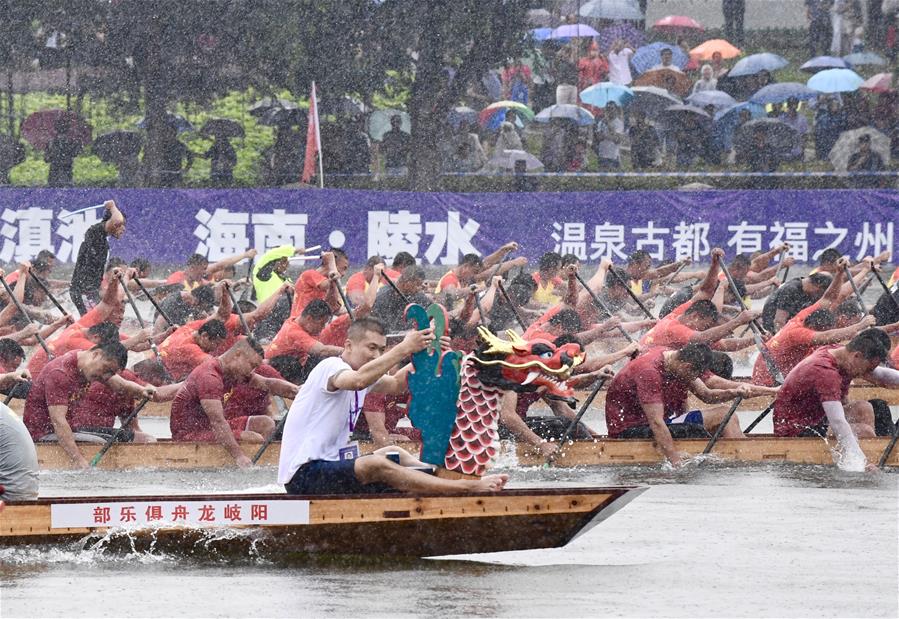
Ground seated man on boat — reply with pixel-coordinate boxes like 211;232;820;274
1;400;39;502
279;317;508;495
169;337;298;467
774;328;899;471
266;300;344;382
22;341;159;469
605;343;776;467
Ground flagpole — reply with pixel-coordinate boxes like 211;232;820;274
313;81;324;189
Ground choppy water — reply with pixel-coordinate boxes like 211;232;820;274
2;463;896;618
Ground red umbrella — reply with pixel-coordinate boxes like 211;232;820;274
20;109;92;151
653;15;704;32
860;73;894;93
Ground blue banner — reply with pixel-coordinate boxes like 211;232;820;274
0;188;895;266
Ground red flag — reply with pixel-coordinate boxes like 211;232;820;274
301;81;322;185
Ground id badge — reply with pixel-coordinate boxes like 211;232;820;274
338;441;360;461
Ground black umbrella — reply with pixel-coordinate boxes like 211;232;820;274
248;98;297;118
92;131;143;163
260;107;306;127
200;118;245;138
734;118;799;157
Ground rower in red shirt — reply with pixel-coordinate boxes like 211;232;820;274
169;337;298;468
158;318;230;381
166;249;256;291
267;300;343;365
774;329;899;470
640;248;757;351
345;256;402;306
605;344;770;467
222;363;286;420
291;249;348;316
23;342;157;469
434;242;522;299
357;392;421;448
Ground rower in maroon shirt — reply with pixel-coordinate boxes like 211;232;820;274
774;329;899;471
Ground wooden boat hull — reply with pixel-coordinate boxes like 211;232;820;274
0;487;644;557
33;435;899;470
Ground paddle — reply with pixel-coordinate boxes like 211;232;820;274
116;273;175;383
380;271;410;305
252;395;290;464
719;261;783;384
28;268;68;316
90;397;151;467
780;263;791;284
2;379;29;406
556;376;608;450
743;400;775;434
133;276;175;328
844;264;868;314
224;283;251;334
870;266;899;314
877;417;899;469
471;284;488;328
573;272;636;344
496;280;527;331
331;277;354;321
608;267;654;320
58;203;105;220
659;260;689;289
700;396;743;457
0;274;52;357
239;258;254;302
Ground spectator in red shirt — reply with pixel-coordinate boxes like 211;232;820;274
605;344;766;467
577;41;609;93
169;337;297;468
291;249;348;317
23;342;157;469
774;329;899;470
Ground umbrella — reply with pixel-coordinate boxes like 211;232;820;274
800;56;850;73
526;8;551;26
807;68;864;94
689;39;741;61
686;89;737;109
20;110;92;151
750;82;818;105
728;53;789;77
860;73;894;93
325;96;367;118
631;43;689;75
734;118;799;157
478;101;535;129
530;27;553;42
92;131;143;163
200;118;245;139
548;24;600;40
579;0;643;21
135;113;194;133
259;107;306;127
633;68;693;97
489;149;543;172
597;22;645;52
247;98;296;117
447;106;478;129
534;104;595;126
842;52;887;67
663;104;712;128
652;15;703;32
713;101;767;149
580;82;635;108
628;86;683;116
369;110;410;141
828;127;891;171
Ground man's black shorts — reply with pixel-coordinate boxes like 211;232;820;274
284;458;395;496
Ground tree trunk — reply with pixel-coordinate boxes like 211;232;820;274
407;11;448;191
141;18;167;187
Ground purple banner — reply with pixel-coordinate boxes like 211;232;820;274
0;188;896;267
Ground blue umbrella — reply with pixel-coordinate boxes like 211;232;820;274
749;82;818;105
580;82;634;108
135;113;194;133
800;56;849;73
807;68;864;93
549;24;600;40
447;106;478;129
728;52;789;77
579;0;644;20
686;90;738;109
597;21;645;51
530;27;553;42
842;52;887;67
713;101;766;150
631;42;689;75
534;104;595;126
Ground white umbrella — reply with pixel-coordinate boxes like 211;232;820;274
534;104;595;126
489;149;544;171
628;86;682;116
369;110;410;141
828;127;891;172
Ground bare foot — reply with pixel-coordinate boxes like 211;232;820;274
472;474;508;492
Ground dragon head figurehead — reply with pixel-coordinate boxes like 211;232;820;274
471;326;584;405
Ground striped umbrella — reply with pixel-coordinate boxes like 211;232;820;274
597;21;645;52
478;101;535;130
631;43;689;75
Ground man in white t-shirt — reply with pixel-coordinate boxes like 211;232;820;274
278;317;509;495
593;102;626;168
607;40;634;85
650;48;683;73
